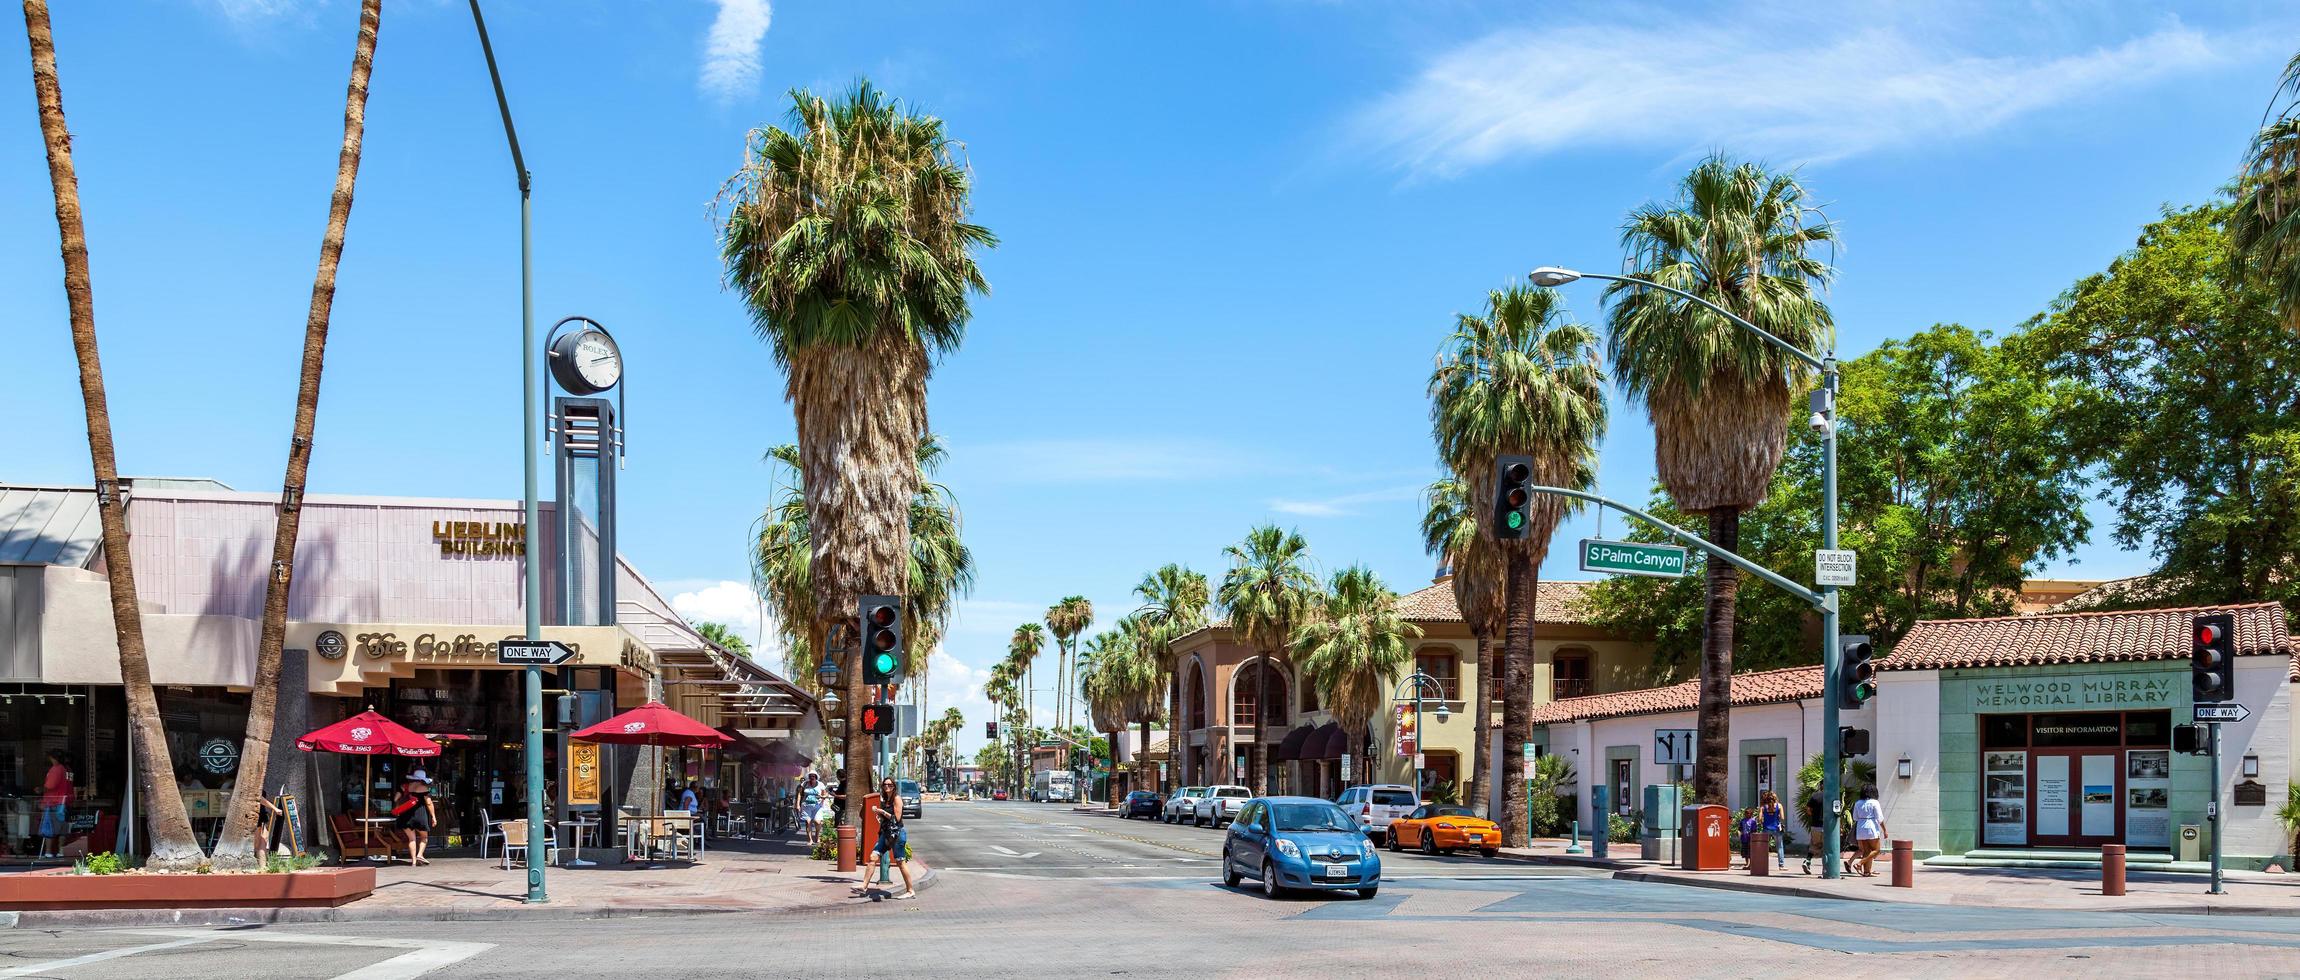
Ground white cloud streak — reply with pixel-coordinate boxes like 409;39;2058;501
700;0;773;104
1269;484;1423;518
1357;15;2228;176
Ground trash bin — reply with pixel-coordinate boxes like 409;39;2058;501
1681;803;1730;871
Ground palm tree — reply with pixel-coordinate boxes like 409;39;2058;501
1044;596;1093;734
21;0;202;870
1605;156;1834;805
2235;51;2300;323
1133;564;1208;792
215;0;384;870
1010;622;1047;737
720;80;995;821
695;622;752;658
1421;476;1504;815
1217;526;1320;794
1079;627;1132;807
1293;566;1421;797
1430;285;1607;846
985;663;1018;796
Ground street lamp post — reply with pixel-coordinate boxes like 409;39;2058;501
1529;266;1845;880
1391;673;1449;800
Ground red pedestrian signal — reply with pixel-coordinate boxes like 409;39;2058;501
860;702;896;735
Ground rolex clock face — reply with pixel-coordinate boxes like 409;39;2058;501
549;325;623;394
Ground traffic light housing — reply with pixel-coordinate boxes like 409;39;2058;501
1493;454;1534;540
1837;635;1876;710
859;594;905;685
984;721;998;739
2192;612;2235;703
859;702;896;736
1838;726;1871;757
2173;723;2203;754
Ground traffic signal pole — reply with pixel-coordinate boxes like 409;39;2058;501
1819;358;1844;880
2208;721;2225;894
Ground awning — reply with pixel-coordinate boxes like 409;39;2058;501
1309;721;1348;761
1271;725;1315;763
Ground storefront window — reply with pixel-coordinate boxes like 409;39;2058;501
1982;714;2026;748
0;686;125;861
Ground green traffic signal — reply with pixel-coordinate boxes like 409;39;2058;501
1506;511;1524;529
875;652;897;674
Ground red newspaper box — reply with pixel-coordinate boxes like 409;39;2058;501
1681;804;1730;871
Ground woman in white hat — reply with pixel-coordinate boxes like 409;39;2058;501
392;770;437;865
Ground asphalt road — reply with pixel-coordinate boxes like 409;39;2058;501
9;801;2300;978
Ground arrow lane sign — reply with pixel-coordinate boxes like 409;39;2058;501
2193;703;2249;723
497;639;576;666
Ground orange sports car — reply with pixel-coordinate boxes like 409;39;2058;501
1385;804;1501;857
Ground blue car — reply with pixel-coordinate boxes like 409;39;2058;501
1221;796;1381;899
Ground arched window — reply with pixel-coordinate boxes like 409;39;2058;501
1415;646;1460;701
1184;659;1208;730
1230;659;1289;728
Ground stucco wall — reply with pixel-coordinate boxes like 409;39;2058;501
1543;698;1874;842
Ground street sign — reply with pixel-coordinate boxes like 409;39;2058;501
497;639;575;666
1815;549;1858;587
1339;753;1352;781
2194;703;2250;723
1655;729;1696;766
897;703;920;738
1521;742;1535;781
1580;539;1688;578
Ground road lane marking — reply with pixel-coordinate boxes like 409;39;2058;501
0;937;213;978
119;929;495;980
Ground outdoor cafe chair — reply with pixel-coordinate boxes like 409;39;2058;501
499;819;558;870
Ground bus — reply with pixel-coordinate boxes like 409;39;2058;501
1031;769;1076;803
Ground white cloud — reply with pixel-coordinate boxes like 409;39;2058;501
669;579;777;656
203;0;301;21
1269;484;1422;518
1356;13;2229;176
700;0;773;104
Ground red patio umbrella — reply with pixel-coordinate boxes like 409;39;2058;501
296;709;441;860
574;701;730;819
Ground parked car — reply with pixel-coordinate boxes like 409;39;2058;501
1222;796;1380;899
1195;785;1252;827
1163;786;1206;824
1121;790;1164;819
897;779;923;819
1334;784;1420;839
1384;803;1499;857
992;788;1009;801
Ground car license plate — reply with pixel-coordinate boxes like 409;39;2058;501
1324;863;1349;879
1468;834;1483;843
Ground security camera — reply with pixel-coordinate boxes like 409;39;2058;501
1808;411;1831;434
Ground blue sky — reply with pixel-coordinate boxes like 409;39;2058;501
3;1;2293;755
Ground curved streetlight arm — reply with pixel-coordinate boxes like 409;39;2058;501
1390;672;1447;702
1532;485;1828;611
1544;270;1828;372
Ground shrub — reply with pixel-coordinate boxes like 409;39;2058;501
1607;812;1640;844
84;851;127;875
1524;754;1576;837
810;821;837;861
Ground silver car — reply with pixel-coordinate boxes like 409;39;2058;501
1193;785;1252;827
1163;786;1206;824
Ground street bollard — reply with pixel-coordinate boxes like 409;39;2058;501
836;825;857;872
1748;832;1770;876
1566;821;1583;855
1891;839;1913;888
2102;843;2126;897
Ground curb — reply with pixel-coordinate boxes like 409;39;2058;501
1612;868;1889;904
1487;850;1635;872
1608;869;2300;917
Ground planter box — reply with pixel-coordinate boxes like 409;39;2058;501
0;866;376;911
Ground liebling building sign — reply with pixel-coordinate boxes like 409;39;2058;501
1969;675;2176;710
433;520;526;558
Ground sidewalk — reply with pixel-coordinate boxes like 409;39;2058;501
3;833;936;929
1496;836;2300;916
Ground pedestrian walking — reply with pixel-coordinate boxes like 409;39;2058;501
1852;785;1887;876
36;749;74;859
1799;789;1824;874
1759;791;1788;871
799;772;825;833
392;770;437;866
854;777;917;900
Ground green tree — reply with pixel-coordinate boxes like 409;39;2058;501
719;81;995;821
1218;526;1321;794
695;622;753;659
1604;155;1835;805
2234;51;2300;323
1133;564;1209;791
1292;566;1421;796
2026;200;2300;611
1045;596;1093;734
1421;476;1503;815
1010;623;1047;732
1430;285;1607;845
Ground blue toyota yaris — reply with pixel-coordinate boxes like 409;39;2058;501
1222;796;1381;899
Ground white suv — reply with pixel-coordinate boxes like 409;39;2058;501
1336;784;1420;839
1163;787;1206;824
1194;785;1252;827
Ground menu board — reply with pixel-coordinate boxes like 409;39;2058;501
2125;750;2171;848
1983;751;2027;845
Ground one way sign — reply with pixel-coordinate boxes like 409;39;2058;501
2194;703;2250;723
498;639;576;666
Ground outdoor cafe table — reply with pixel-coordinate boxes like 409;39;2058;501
558;817;598;867
355;817;396;862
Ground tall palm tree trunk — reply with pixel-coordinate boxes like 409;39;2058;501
1694;507;1741;805
214;0;380;869
1253;661;1269;793
1499;551;1535;847
1463;633;1491;817
22;0;202;868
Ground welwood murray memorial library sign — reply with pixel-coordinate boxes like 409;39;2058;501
1968;674;2178;711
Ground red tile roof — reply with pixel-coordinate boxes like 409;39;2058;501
1530;666;1823;725
1393;579;1597;625
1884;602;2295;679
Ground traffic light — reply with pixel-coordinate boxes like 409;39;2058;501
2173;723;2203;755
984;721;998;739
859;594;904;685
1838;726;1870;757
1493;454;1534;540
2192;612;2235;703
859;702;896;735
1837;635;1876;710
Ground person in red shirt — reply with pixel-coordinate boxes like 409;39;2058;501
37;749;74;859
